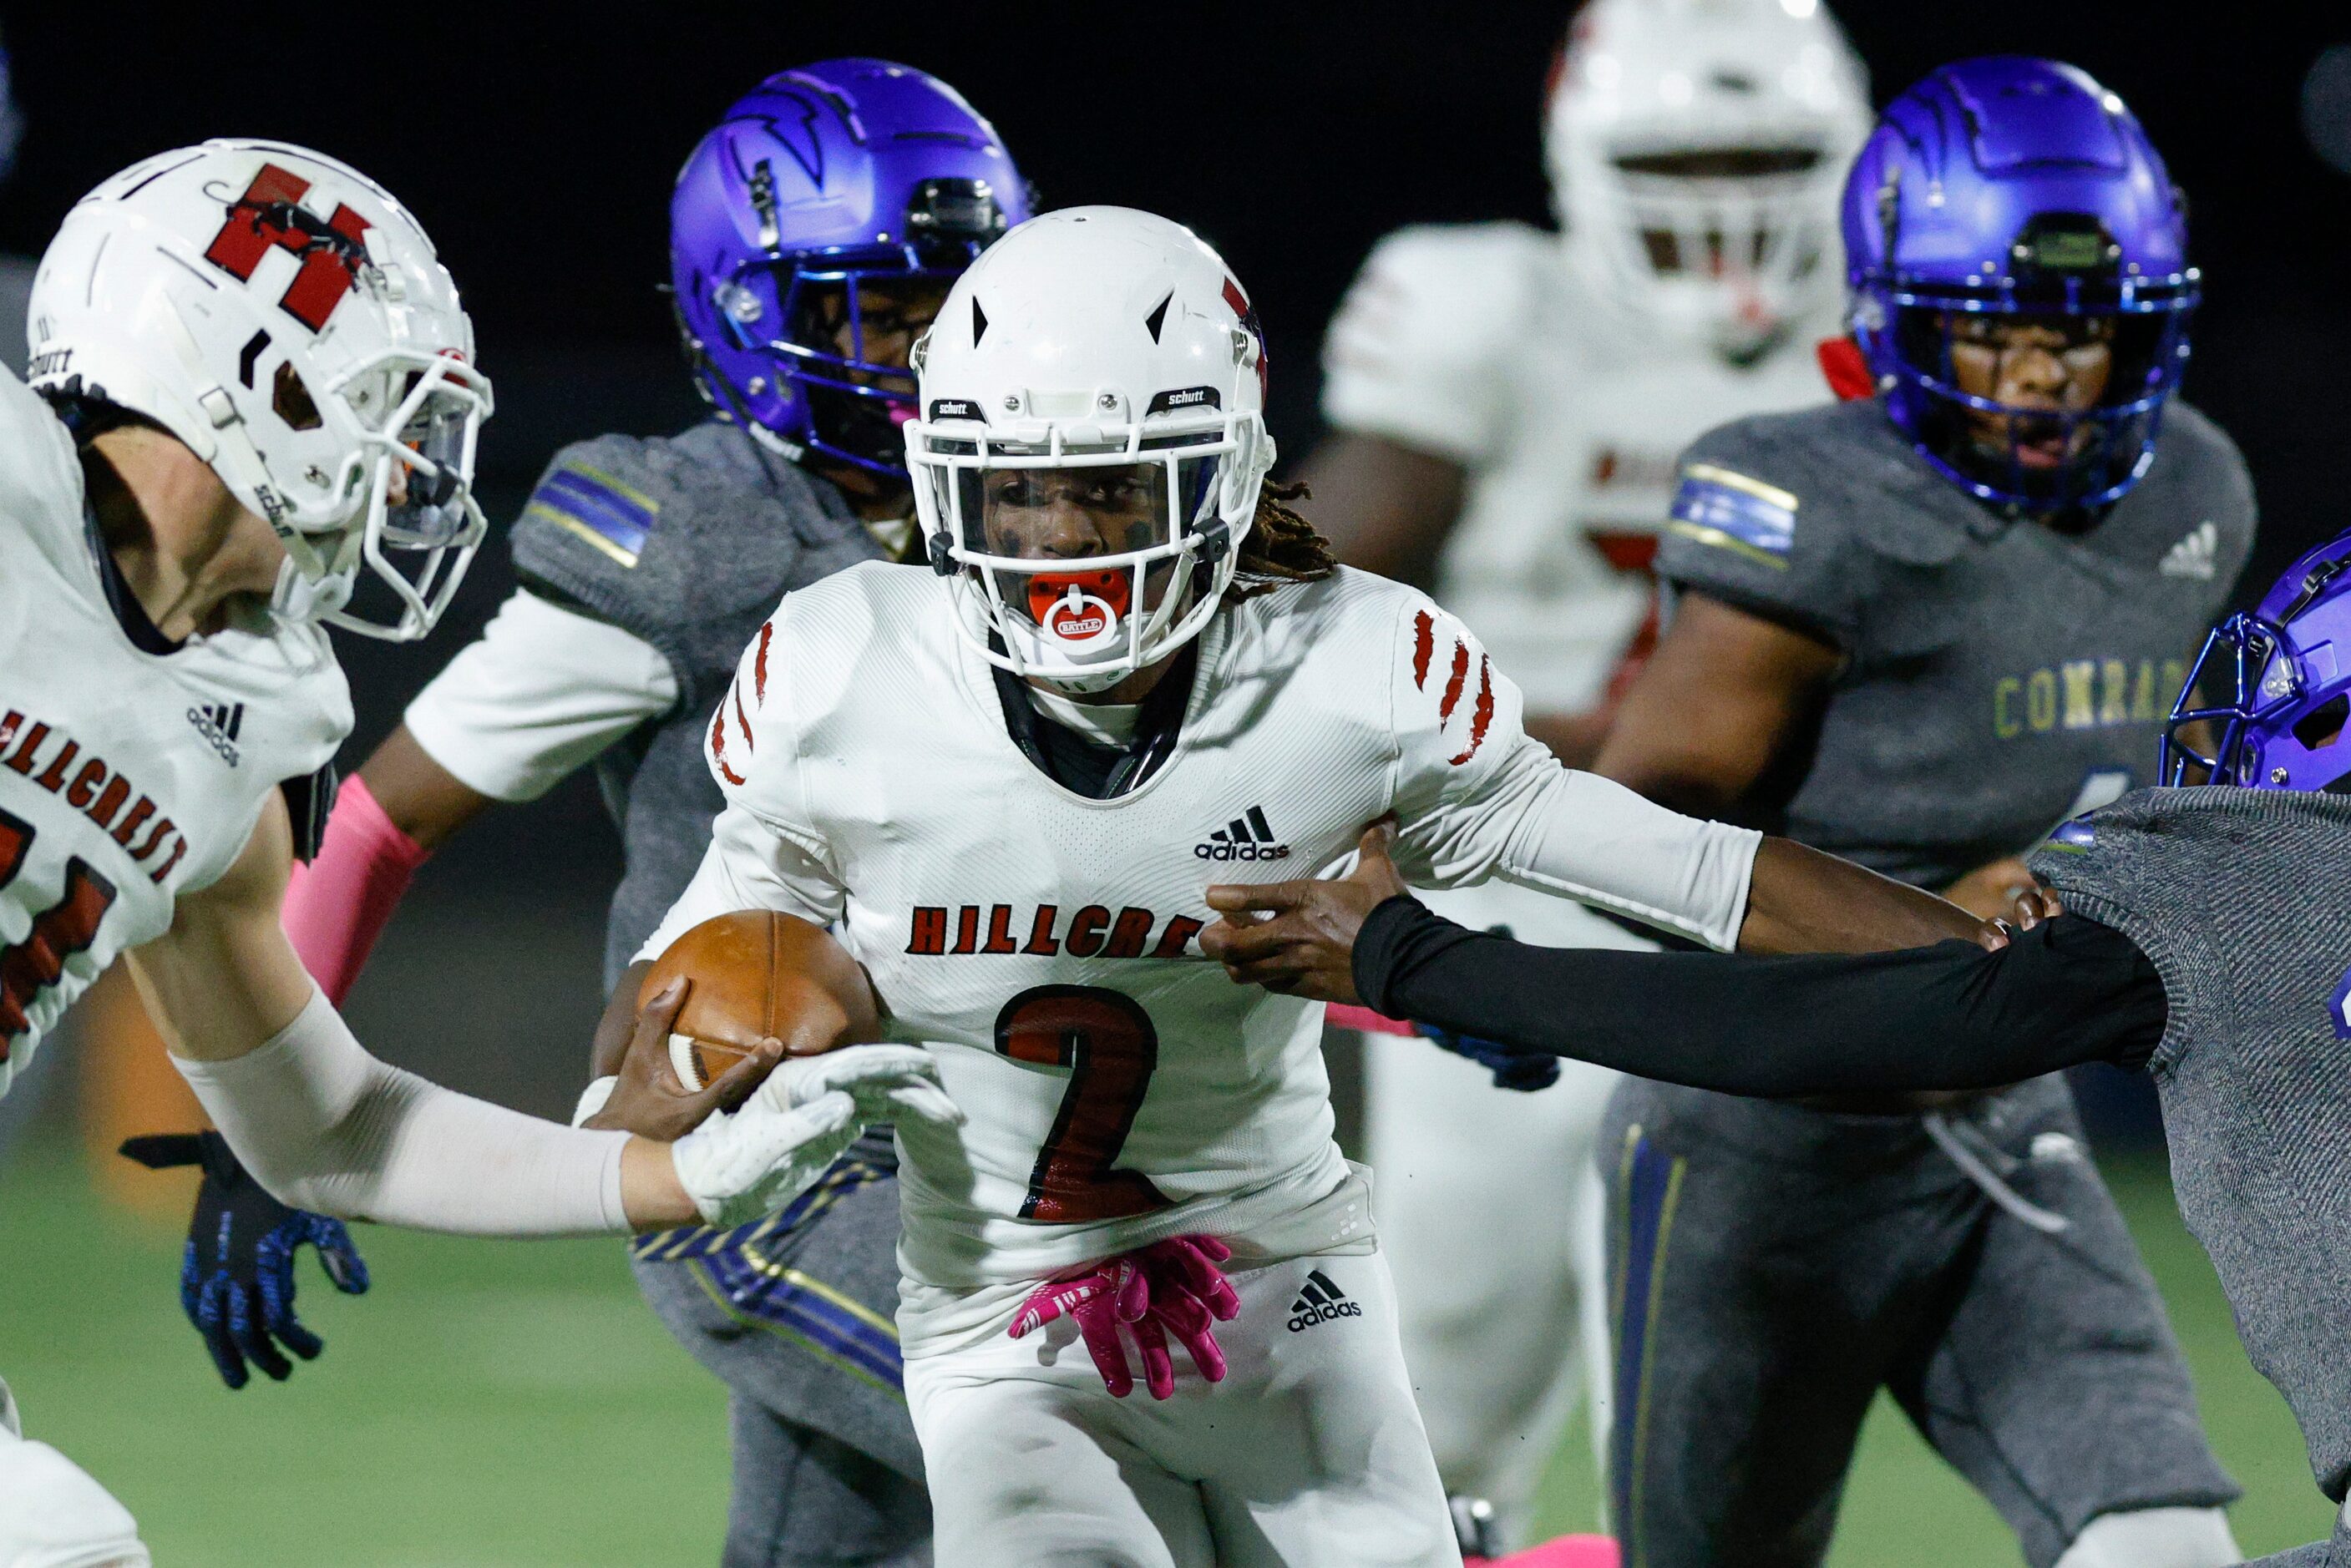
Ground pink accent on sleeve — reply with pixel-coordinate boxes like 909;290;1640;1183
1476;1535;1622;1568
280;773;431;1005
1325;1004;1416;1036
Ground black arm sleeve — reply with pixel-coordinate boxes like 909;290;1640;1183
1353;898;2166;1095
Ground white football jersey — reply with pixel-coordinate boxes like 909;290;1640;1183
403;587;676;805
644;563;1758;1315
1320;221;1838;713
0;374;348;1094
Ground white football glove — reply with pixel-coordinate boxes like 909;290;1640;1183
754;1044;963;1131
668;1046;962;1228
667;1091;862;1229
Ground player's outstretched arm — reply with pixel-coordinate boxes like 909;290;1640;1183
1736;836;1993;954
1390;595;1978;954
125;793;849;1235
1559;589;1990;953
1203;823;2151;1093
1208;821;2035;999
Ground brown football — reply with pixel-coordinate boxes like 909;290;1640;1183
638;911;883;1090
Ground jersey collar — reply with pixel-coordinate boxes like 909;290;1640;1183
82;499;185;656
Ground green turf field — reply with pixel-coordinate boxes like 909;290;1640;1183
0;1137;2333;1565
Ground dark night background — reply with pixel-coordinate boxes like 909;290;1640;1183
13;3;2350;1123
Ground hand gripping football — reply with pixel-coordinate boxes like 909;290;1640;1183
639;912;883;1090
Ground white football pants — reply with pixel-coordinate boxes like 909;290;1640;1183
0;1376;151;1568
1361;883;1647;1548
905;1247;1461;1568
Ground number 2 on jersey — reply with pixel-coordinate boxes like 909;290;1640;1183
0;808;119;1057
993;985;1170;1223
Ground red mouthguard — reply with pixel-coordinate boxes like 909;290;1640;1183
1027;570;1130;640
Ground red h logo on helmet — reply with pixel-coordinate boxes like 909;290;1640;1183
202;164;372;332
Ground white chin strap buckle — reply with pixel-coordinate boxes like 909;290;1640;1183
270;555;352;624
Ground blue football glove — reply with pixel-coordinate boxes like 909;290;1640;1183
1413;1022;1561;1092
119;1130;370;1389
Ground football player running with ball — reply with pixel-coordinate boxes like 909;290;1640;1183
1585;59;2252;1568
0;142;939;1565
266;62;1026;1568
1303;0;1867;1540
626;204;2006;1566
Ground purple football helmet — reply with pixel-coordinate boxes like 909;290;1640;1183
670;60;1031;478
2164;532;2351;791
1843;58;2198;513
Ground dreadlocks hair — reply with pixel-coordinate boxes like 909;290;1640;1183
1224;478;1335;603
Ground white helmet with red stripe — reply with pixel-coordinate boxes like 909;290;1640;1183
905;206;1274;694
27;139;493;640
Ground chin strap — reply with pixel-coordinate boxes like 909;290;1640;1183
270;553;352;622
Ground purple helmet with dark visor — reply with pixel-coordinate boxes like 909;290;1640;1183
670;60;1032;478
2164;532;2351;792
1843;58;2197;513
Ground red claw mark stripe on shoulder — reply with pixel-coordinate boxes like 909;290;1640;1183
1438;641;1472;723
1411;610;1496;765
1448;655;1496;766
732;687;757;756
713;626;772;788
710;701;746;787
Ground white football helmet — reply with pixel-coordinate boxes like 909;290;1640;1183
1547;0;1870;360
28;140;493;641
906;207;1275;695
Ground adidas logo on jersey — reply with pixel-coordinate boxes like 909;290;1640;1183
1195;806;1290;862
2161;520;2219;581
186;702;243;767
1287;1269;1362;1333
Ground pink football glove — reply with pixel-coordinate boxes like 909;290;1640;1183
1134;1235;1242;1388
1008;1234;1240;1400
1008;1257;1150;1397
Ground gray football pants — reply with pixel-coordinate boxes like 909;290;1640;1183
631;1166;930;1568
1602;1074;2237;1568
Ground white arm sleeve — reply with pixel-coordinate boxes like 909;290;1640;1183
1478;740;1758;950
1386;592;1760;951
403;588;679;803
174;989;631;1236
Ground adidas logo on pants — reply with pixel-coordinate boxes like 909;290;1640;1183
1289;1268;1363;1332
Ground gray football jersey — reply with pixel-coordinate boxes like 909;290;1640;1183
2032;787;2351;1503
1656;399;2255;888
506;419;887;985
